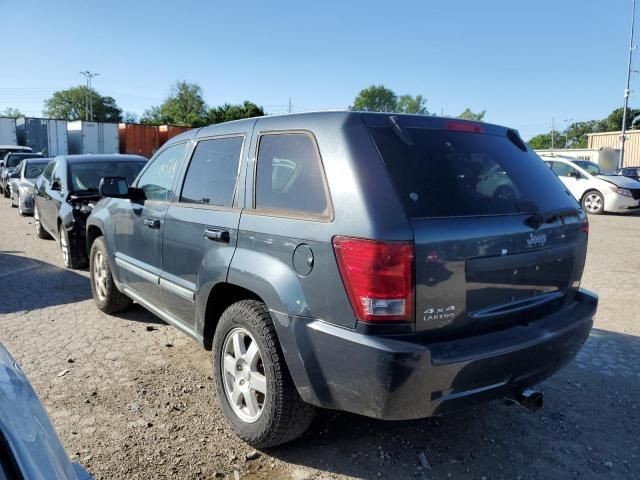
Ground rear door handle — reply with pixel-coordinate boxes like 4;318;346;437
143;218;161;229
204;228;230;243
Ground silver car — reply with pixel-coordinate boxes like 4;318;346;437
9;158;51;215
0;342;92;479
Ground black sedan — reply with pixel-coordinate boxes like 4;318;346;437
34;154;147;269
615;167;640;182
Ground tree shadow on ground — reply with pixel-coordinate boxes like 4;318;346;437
267;329;640;479
0;252;91;314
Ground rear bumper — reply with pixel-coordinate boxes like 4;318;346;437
275;289;597;420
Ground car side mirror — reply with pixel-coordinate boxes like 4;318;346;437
9;172;19;179
0;161;4;168
99;176;145;200
51;180;62;191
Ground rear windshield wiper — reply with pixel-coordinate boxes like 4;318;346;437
389;116;413;146
526;207;581;229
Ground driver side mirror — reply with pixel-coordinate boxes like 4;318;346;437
99;176;144;200
51;180;62;191
9;172;19;179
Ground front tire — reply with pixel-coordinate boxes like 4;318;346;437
9;191;16;208
59;223;86;269
34;205;51;239
582;190;604;215
213;300;314;448
89;236;132;313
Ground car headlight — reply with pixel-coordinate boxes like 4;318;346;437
611;186;633;197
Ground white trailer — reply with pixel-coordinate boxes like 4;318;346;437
16;117;68;156
67;121;119;154
0;118;17;145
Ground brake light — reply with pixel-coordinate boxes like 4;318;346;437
581;216;589;234
446;120;484;133
332;236;414;322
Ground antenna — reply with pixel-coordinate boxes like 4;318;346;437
619;0;636;169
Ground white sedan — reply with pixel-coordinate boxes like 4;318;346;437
541;156;640;214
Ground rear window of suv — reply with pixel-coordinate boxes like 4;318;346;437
369;127;571;218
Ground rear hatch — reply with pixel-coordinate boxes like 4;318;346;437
365;115;588;341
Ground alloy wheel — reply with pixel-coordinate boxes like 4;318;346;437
60;229;70;266
221;328;267;423
583;193;602;213
34;207;41;232
93;250;108;301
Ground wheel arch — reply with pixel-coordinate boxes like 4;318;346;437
202;282;264;351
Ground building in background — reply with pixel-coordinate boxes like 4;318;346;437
588;130;640;167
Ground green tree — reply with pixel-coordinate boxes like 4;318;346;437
564;120;603;148
123;111;138;123
601;107;640;131
1;107;24;118
141;81;208;127
43;86;122;121
527;131;566;149
396;94;430;114
208;101;265;124
457;108;486;121
351;85;398;112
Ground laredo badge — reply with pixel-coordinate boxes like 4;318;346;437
423;306;456;322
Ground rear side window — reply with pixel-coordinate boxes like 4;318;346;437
255;133;329;216
181;136;243;207
369;127;575;218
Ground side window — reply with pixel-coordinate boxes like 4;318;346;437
137;143;187;202
42;161;55;181
255;133;329;216
52;161;64;185
551;162;576;177
180;136;243;207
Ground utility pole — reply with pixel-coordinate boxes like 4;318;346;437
80;71;100;121
620;0;636;169
564;118;574;148
288;98;293;114
551;117;555;149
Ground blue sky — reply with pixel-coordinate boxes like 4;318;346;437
0;0;635;138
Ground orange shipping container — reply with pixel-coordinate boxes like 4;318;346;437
118;123;160;159
159;125;191;145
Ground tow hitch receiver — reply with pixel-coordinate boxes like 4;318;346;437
506;388;544;411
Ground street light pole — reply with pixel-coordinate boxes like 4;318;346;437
80;71;100;121
619;0;636;169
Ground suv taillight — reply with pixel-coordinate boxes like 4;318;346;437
332;236;414;323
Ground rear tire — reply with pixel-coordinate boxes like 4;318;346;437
2;186;9;198
581;190;604;215
213;300;314;448
17;194;26;216
34;205;51;239
90;236;132;313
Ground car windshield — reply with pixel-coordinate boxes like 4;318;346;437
69;161;147;192
6;154;40;168
24;161;49;179
573;160;600;175
368;127;576;218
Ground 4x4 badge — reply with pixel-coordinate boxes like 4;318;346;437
423;306;456;322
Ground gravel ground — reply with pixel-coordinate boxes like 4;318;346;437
0;203;638;480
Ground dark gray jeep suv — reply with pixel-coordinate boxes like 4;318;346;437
87;112;597;447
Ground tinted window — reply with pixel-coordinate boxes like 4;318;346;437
181;137;243;207
137;143;187;201
24;161;49;179
369;127;574;218
573;160;600;175
255;133;328;215
42;161;55;181
69;161;147;192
